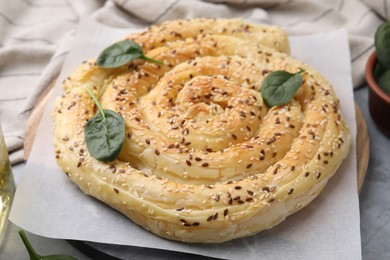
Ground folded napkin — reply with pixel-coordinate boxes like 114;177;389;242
0;0;384;164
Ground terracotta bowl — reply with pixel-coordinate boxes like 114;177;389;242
366;52;390;138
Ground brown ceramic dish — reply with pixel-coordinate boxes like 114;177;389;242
366;52;390;138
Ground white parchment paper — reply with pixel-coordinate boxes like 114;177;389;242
10;18;361;260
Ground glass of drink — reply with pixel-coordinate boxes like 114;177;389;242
0;124;15;240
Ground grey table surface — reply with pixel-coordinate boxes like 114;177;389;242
1;86;389;259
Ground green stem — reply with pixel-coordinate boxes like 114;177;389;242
86;87;105;120
18;230;41;260
140;55;164;65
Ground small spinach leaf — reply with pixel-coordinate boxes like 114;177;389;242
377;69;390;95
261;70;304;107
19;230;77;260
85;87;125;161
374;62;384;81
375;22;390;71
97;39;163;68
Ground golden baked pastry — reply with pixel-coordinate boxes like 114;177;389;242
53;18;351;243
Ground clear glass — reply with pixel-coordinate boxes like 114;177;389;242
0;124;15;239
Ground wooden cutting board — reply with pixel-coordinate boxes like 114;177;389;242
24;81;370;192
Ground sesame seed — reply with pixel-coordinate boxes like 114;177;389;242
305;172;310;177
67;101;76;110
291;165;295;171
145;139;150;145
266;137;276;145
110;165;116;173
202;163;209;167
288;188;294;195
192;222;200;226
195;157;202;161
114;188;119;193
224;209;229;216
155;149;160;155
324;160;329;164
207;215;213;221
186;160;192;166
246;164;252;169
235;186;242;190
176;207;184;211
213;213;218;220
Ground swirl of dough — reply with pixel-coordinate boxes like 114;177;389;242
53;18;350;243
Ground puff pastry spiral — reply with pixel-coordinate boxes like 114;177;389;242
53;18;351;243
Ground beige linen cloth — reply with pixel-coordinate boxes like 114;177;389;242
0;0;385;164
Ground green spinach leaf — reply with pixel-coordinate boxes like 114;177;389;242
375;22;390;71
19;230;77;260
261;70;304;107
85;87;125;161
97;39;163;68
377;69;390;95
374;62;384;81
